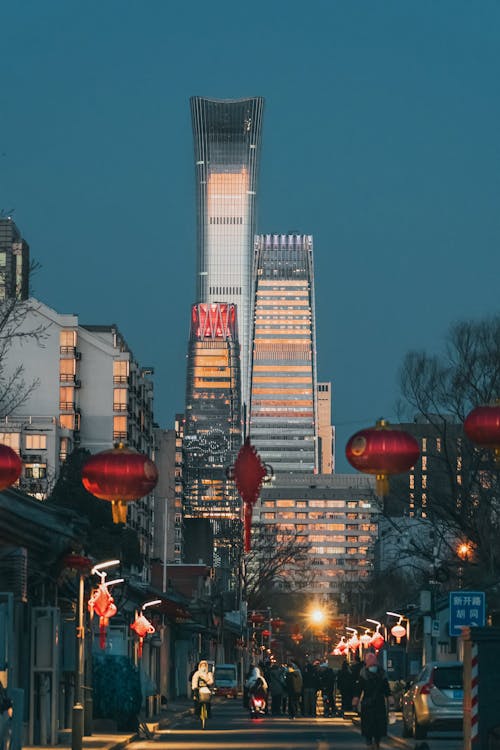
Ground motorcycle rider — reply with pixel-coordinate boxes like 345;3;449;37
246;666;268;715
191;660;214;718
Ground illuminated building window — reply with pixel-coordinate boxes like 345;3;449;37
422;475;427;489
113;415;127;440
422;456;427;471
25;464;47;478
436;437;442;452
25;434;47;450
0;433;20;450
113;388;127;411
113;360;129;384
409;474;415;489
60;358;75;382
422;438;427;453
277;500;295;507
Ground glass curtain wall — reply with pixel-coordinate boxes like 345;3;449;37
190;97;264;410
250;234;318;473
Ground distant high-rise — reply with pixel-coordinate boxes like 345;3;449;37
317;382;335;473
183;302;242;579
249;234;318;473
190;96;264;408
0;217;30;300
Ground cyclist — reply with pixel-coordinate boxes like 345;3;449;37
191;660;214;720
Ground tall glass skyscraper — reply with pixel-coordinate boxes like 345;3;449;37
190;96;264;408
183;302;242;579
249;234;318;474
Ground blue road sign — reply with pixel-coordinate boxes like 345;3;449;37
449;591;486;636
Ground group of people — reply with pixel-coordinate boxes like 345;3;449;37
191;652;393;749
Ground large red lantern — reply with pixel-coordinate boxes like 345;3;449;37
371;631;385;651
82;443;158;524
464;403;500;462
291;632;303;644
249;611;265;626
130;612;155;658
228;437;270;551
346;418;420;496
0;445;22;491
271;617;285;632
88;582;117;649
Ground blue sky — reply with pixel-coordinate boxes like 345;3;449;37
1;1;499;471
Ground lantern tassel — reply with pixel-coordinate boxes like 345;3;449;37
138;637;144;658
244;504;253;552
99;618;107;649
375;474;389;497
111;499;128;524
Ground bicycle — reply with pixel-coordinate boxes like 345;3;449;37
200;700;208;730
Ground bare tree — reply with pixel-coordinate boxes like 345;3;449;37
0;293;46;417
396;315;500;589
241;523;315;610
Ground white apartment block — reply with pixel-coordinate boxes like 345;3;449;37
254;473;378;596
1;298;155;571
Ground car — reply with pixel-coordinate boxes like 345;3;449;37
401;661;463;739
214;663;239;698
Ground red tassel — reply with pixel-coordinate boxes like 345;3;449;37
244;504;253;552
138;638;143;658
99;619;107;649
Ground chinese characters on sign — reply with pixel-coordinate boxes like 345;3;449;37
449;591;486;636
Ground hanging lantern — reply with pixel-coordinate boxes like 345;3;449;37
249;611;265;626
227;437;271;551
271;617;285;632
130;612;155;658
391;623;407;644
360;631;372;647
346;419;420;496
0;445;22;491
464;403;500;462
291;632;303;644
88;582;117;649
333;647;342;656
336;636;348;654
82;443;158;524
262;629;271;638
348;633;360;652
371;631;385;651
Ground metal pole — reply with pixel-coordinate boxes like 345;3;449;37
72;572;84;750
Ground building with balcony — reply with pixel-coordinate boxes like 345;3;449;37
0;217;30;300
0;299;155;571
190;96;264;409
254;473;378;596
249;233;318;473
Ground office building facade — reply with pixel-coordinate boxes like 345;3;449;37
249;233;318;473
317;382;335;473
190;96;264;408
0;217;30;300
183;303;242;577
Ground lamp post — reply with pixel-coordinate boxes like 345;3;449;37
72;560;121;750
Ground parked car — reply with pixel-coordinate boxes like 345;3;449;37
402;661;463;739
214;663;239;698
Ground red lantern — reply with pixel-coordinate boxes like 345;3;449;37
0;445;22;491
271;617;285;632
346;419;420;496
391;623;406;644
88;582;117;648
249;611;265;626
360;631;372;647
291;633;303;644
371;631;385;651
82;443;158;524
229;437;269;551
130;612;155;658
464;403;500;462
348;633;360;651
336;636;348;654
262;629;271;638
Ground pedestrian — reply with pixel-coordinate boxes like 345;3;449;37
302;660;320;717
318;662;336;717
284;663;303;719
0;681;13;750
352;652;393;750
337;660;354;715
267;662;286;715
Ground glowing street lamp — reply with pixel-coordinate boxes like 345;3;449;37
386;611;409;644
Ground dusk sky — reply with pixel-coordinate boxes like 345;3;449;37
1;1;499;471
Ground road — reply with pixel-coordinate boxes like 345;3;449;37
131;701;464;750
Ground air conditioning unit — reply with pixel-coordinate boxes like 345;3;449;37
75;351;82;360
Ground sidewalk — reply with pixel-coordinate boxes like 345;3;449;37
24;699;194;750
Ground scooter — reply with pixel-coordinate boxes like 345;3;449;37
249;691;267;718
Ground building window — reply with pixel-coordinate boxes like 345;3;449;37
0;432;20;450
25;434;47;450
60;358;76;382
59;386;75;411
113;415;127;440
113;388;127;411
113;360;129;384
25;463;47;478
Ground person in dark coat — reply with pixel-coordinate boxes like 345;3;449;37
337;660;354;715
352;652;393;749
302;660;320;717
267;663;286;715
318;662;336;717
0;681;13;750
284;664;303;719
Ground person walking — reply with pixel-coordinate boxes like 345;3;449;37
302;660;320;717
337;660;354;716
284;663;303;719
267;663;286;715
318;662;336;717
352;652;393;750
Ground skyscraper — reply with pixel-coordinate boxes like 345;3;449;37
0;217;30;300
317;382;335;473
249;233;318;474
190;96;264;408
183;302;242;578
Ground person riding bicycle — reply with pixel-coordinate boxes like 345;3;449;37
191;660;214;718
